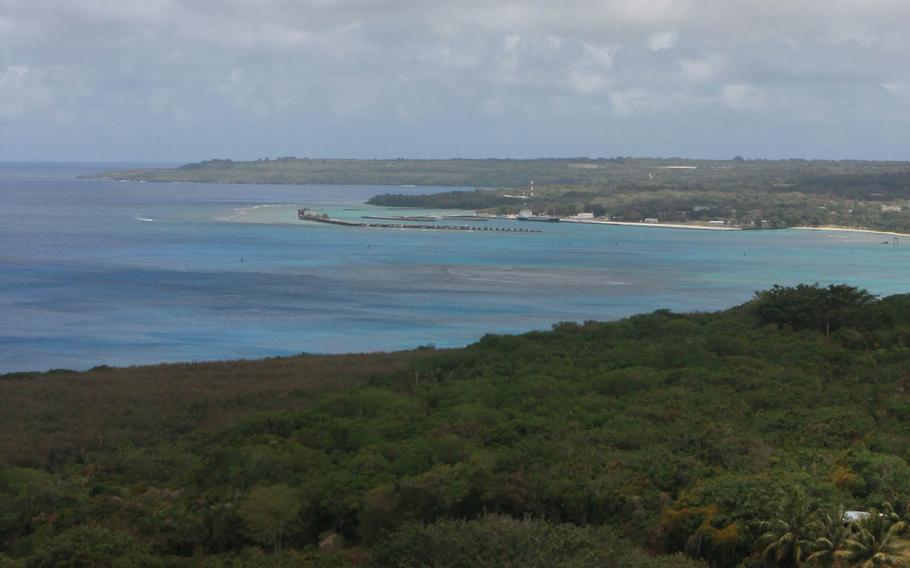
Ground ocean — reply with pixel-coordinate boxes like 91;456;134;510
2;162;909;373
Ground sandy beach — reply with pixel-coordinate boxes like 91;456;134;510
561;219;740;231
562;220;908;238
792;226;910;238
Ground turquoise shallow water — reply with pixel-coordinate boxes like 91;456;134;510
2;163;909;373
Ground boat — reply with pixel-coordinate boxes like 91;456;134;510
516;209;559;223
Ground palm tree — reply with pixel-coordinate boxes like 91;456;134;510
836;508;908;567
806;507;851;566
755;487;819;567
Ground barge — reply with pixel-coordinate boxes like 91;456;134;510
517;209;560;222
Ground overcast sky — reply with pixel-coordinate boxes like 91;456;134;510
2;0;910;162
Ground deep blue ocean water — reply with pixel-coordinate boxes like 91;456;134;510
2;163;909;373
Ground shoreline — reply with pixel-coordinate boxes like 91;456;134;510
249;204;907;238
560;218;740;231
791;226;910;238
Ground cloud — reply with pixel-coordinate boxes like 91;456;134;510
2;0;910;159
649;31;677;51
720;84;767;112
0;66;53;120
679;55;724;82
610;88;663;116
582;43;619;68
568;67;609;94
882;81;910;100
605;0;693;27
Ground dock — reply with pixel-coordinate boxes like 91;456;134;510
362;215;439;222
298;210;540;233
442;215;489;221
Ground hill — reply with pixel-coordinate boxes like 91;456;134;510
3;285;910;566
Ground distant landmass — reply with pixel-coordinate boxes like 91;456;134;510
96;157;910;233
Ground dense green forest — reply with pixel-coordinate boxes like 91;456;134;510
96;157;910;233
98;157;909;192
5;285;910;566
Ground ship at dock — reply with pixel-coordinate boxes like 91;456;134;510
516;209;560;223
510;180;559;222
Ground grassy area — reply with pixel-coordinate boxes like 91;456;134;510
5;285;910;566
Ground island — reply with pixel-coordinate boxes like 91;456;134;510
96;156;910;235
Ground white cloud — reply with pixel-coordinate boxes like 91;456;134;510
499;34;522;72
503;34;521;52
721;84;767;112
3;0;910;159
582;43;619;68
882;81;910;99
568;68;609;94
679;55;724;82
649;31;677;51
610;88;649;116
605;0;694;26
0;66;53;120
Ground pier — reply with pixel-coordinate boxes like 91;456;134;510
298;209;540;233
362;215;439;222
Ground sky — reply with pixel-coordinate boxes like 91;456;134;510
2;0;910;162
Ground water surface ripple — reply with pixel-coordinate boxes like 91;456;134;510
2;163;907;372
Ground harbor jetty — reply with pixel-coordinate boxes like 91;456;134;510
362;215;439;222
442;215;490;221
298;209;540;233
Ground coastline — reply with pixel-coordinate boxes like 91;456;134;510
791;226;910;238
560;218;740;231
554;219;907;237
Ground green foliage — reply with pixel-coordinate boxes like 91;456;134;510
754;487;819;567
805;507;852;567
192;548;355;567
0;555;23;568
0;350;429;469
96;158;910;233
837;509;908;567
237;485;302;553
751;283;877;337
373;515;703;568
5;285;910;566
22;526;156;568
369;189;514;209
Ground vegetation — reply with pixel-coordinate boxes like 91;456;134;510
96;157;910;233
368;164;910;232
5;284;910;566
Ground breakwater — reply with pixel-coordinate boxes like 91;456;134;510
298;210;540;233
